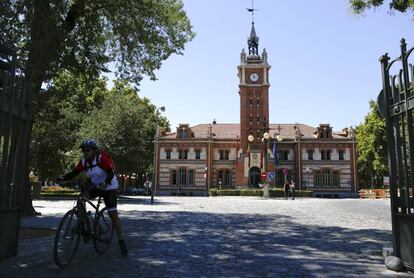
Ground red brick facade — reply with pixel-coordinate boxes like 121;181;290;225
154;26;357;197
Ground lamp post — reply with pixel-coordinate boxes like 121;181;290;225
262;132;270;173
247;135;254;186
204;166;208;196
262;132;270;198
275;135;285;183
151;106;165;204
305;167;310;190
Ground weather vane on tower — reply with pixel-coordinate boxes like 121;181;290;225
246;0;258;24
246;0;259;56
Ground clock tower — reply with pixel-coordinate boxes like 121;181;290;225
237;22;271;152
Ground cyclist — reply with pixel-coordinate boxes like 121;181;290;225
57;139;127;256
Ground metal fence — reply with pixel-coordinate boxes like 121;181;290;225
0;42;31;258
0;42;31;209
378;38;414;271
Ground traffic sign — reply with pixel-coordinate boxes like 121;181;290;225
282;168;288;175
268;172;275;180
260;172;267;179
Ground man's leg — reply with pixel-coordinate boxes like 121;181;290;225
108;210;128;256
108;211;124;241
104;189;128;256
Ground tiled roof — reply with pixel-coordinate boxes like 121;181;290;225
161;123;349;140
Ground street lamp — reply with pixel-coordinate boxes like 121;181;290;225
275;135;285;183
262;132;270;172
247;135;254;186
204;166;208;196
151;106;165;204
262;132;270;198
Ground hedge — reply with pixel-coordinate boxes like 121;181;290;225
209;188;313;197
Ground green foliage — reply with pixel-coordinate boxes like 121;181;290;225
349;0;414;14
355;100;388;187
78;81;169;175
209;188;313;198
30;72;168;179
30;71;109;178
0;0;195;88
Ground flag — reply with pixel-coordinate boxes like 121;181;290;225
273;140;278;166
247;143;251;167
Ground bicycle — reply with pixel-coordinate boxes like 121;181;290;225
53;181;114;268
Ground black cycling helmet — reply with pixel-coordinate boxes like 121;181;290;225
79;139;98;150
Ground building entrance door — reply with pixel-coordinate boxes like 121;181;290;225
249;167;261;187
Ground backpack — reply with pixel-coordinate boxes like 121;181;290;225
82;151;116;172
100;150;117;172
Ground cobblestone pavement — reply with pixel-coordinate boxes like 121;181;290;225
1;197;413;277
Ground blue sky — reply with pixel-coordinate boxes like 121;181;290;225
136;0;414;131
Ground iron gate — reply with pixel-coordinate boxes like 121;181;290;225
0;42;31;258
378;38;414;271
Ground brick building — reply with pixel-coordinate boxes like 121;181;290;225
154;23;357;197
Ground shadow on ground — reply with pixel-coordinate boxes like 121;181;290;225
0;207;407;277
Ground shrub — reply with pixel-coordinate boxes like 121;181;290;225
209;188;313;197
209;188;218;196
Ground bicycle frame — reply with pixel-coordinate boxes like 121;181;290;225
76;190;103;236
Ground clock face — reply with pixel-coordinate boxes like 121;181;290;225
249;72;260;82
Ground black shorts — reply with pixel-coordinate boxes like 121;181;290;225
88;187;118;212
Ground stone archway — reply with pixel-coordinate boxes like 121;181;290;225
249;167;261;187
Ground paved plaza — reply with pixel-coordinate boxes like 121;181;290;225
0;197;413;277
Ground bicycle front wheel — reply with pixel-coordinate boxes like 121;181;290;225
93;208;113;254
53;209;81;268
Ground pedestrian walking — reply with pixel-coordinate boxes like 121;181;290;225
283;180;290;200
290;181;296;200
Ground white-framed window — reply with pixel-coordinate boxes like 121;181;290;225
179;168;187;185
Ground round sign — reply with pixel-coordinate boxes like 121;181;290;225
261;172;267;178
282;168;288;175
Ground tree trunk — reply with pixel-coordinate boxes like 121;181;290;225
20;0;86;215
21;0;59;215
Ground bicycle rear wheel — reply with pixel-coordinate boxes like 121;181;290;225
53;209;81;268
93;208;113;254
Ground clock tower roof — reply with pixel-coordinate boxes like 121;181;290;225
249;22;259;43
247;22;259;57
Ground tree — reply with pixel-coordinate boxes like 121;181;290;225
355;100;388;188
30;71;109;180
0;0;194;214
1;0;195;92
78;81;169;178
350;0;414;14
